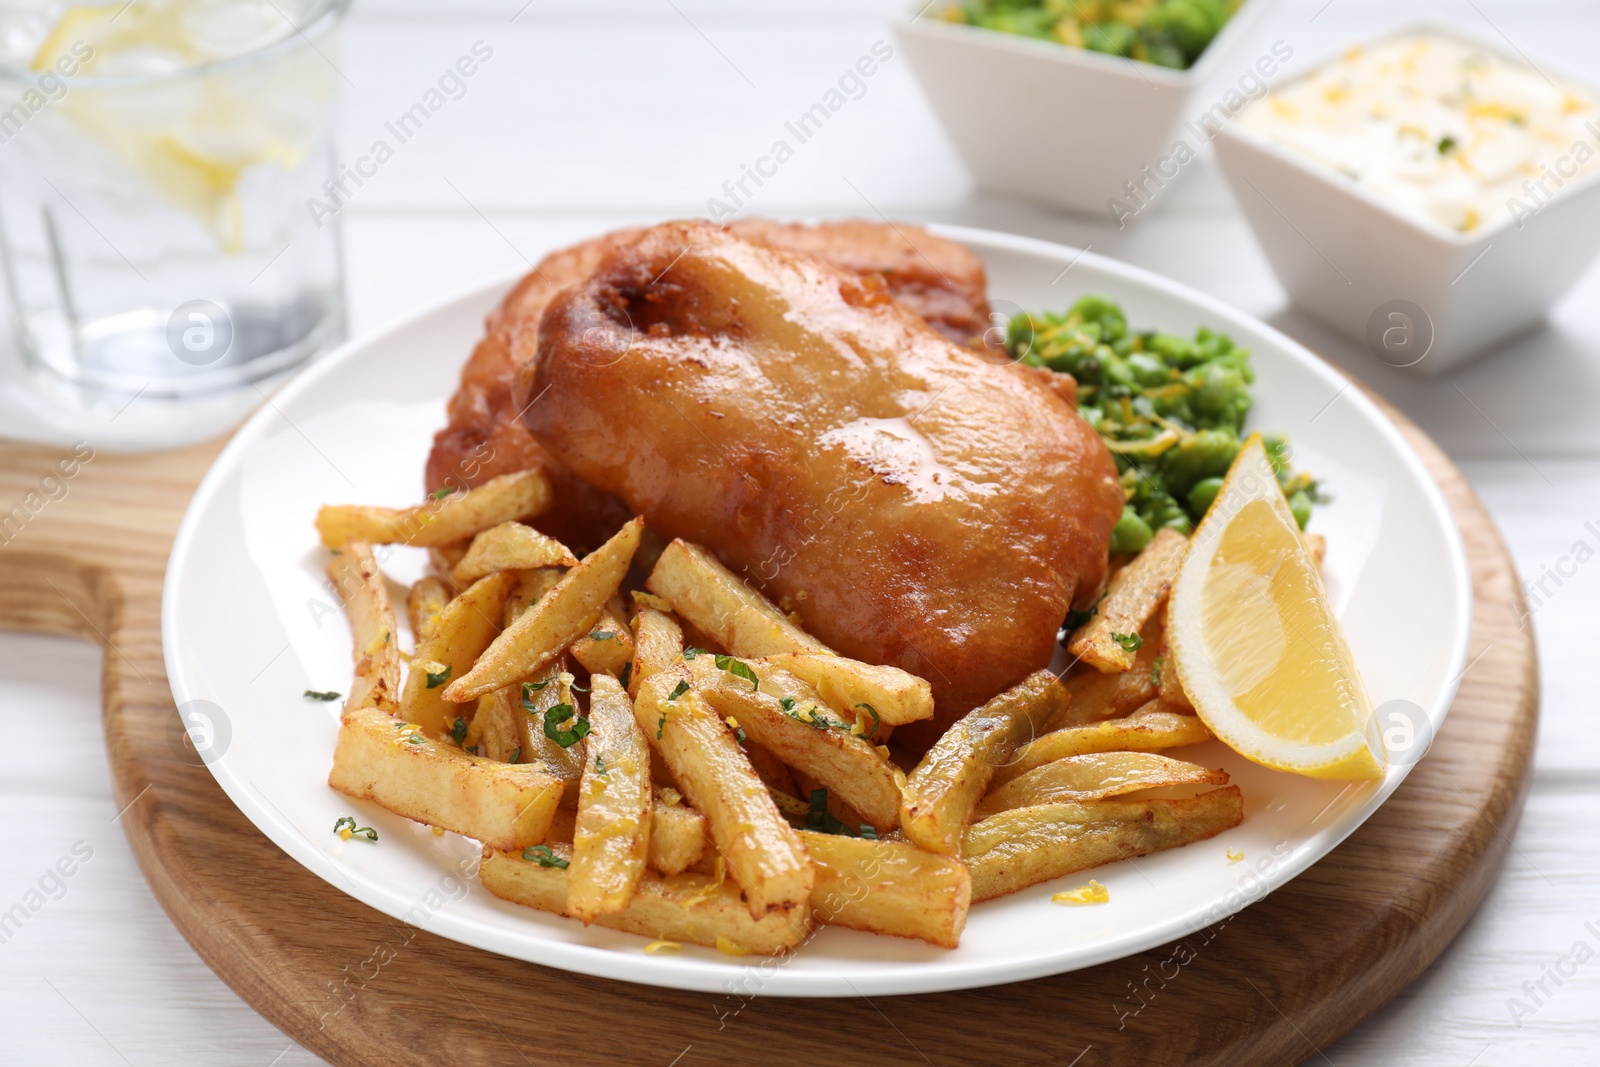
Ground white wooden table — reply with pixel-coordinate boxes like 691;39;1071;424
2;1;1597;1063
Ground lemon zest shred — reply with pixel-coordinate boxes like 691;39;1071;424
1052;880;1109;906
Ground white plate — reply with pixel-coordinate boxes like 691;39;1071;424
162;225;1472;998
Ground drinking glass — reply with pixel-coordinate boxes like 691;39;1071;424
0;0;350;399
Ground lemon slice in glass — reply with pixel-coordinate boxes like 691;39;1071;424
30;2;315;254
1167;435;1384;780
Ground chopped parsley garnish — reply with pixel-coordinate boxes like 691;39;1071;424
522;845;568;868
1150;657;1164;688
667;680;690;701
682;647;706;660
1437;135;1457;155
595;754;608;776
542;704;591;748
1064;606;1096;633
304;689;341;702
466;744;480;756
804;789;875;839
779;697;796;713
424;663;453;689
430;486;458;500
1111;632;1143;653
657;713;666;740
588;630;617;642
524;679;550;693
509;746;522;763
333;816;377;842
450;717;468;745
714;654;760;691
854;703;881;737
619;662;632;690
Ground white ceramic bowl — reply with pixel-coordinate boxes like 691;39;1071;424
894;0;1280;218
1214;18;1600;375
162;225;1471;997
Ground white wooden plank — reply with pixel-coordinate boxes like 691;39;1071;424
0;634;325;1067
1325;785;1600;1065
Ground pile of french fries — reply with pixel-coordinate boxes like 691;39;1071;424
316;471;1249;955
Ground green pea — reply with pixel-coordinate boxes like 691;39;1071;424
1144;331;1197;367
1110;508;1154;555
1126;353;1170;388
1068;294;1129;342
1161;429;1239;498
1005;312;1039;359
1187;476;1224;518
1287;490;1313;530
1101;354;1137;390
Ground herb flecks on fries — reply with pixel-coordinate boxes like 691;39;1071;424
312;291;1372;954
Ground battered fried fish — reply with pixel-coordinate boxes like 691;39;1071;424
518;221;1121;734
424;220;992;550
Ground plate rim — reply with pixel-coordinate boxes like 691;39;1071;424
162;224;1473;997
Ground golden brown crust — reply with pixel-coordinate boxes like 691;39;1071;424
423;220;993;552
520;221;1120;731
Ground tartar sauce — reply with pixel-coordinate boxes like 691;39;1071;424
1237;34;1600;236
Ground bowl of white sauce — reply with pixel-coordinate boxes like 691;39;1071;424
1214;20;1600;374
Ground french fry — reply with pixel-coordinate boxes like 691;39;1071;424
630;603;685;698
464;690;519;761
800;831;971;949
327;541;401;713
1058;616;1162;726
695;663;901;833
1303;531;1327;568
975;752;1229;818
758;653;932;733
509;767;696;866
571;602;634;677
514;662;587;790
649;794;708;876
963;788;1245;901
316;470;553;549
900;670;1068;856
329;705;563;850
567;675;651;923
992;702;1213;787
452;521;578;584
504;568;563;627
1156;641;1195;712
406;577;451;645
480;844;812;955
1067;528;1187;673
400;572;515;739
428;541;470;592
646;539;829;657
635;668;813;918
444;518;643;701
742;740;798;799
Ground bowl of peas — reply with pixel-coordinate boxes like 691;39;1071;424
895;0;1279;217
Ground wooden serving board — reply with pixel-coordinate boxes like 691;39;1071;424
0;392;1536;1067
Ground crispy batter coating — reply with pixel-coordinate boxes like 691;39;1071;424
518;221;1121;734
424;221;993;551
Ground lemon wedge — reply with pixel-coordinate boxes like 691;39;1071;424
1167;435;1384;780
